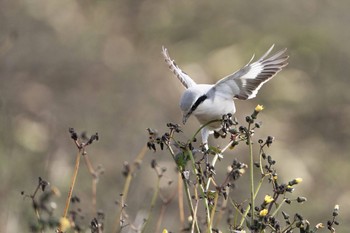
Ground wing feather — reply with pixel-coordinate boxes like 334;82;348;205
209;45;288;100
162;46;196;89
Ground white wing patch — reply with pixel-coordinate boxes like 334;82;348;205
240;62;264;80
211;45;289;100
162;46;197;89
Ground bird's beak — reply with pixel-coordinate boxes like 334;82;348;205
182;114;189;125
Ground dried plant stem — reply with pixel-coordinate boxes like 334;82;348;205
208;191;219;232
213;139;233;164
155;202;167;233
205;140;232;191
190;119;222;143
114;145;147;232
230;198;246;221
63;149;82;218
83;154;98;213
165;142;200;232
31;184;41;200
248;133;255;227
254;146;267;199
91;179;97;212
254;176;266;200
239;205;250;228
178;173;185;227
271;199;286;217
141;176;160;233
33;204;43;233
238;126;256;229
191;187;200;233
215;187;229;226
124;145;147;199
166;140;202;232
187;148;212;233
155;188;177;233
183;176;200;233
259;147;265;175
57;149;82;232
30;184;43;229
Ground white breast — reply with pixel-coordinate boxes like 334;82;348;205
194;96;236;129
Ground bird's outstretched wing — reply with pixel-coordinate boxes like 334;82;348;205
162;46;197;89
209;45;289;100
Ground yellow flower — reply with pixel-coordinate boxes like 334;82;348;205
163;229;169;233
59;217;71;232
295;178;303;184
259;209;268;217
264;195;274;204
255;105;264;112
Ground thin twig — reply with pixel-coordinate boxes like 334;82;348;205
58;148;83;232
156;186;177;233
165;141;200;233
141;175;161;233
208;191;219;232
190;119;222;143
63;149;82;218
248;124;255;227
271;198;286;217
215;186;230;226
205;140;233;191
83;154;98;213
183;174;200;233
156;202;167;233
114;145;147;233
191;184;200;233
178;172;185;228
187;148;212;233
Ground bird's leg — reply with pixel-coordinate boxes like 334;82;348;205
201;128;211;166
201;128;210;150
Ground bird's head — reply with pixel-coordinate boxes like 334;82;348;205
179;88;208;124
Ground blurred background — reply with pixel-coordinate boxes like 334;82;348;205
1;0;350;232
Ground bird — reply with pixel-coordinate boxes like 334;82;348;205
162;44;289;147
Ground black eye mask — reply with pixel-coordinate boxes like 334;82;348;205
187;94;208;116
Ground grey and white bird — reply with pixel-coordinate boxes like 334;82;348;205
162;45;288;146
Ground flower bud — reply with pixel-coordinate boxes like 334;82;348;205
296;196;307;203
288;178;303;186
